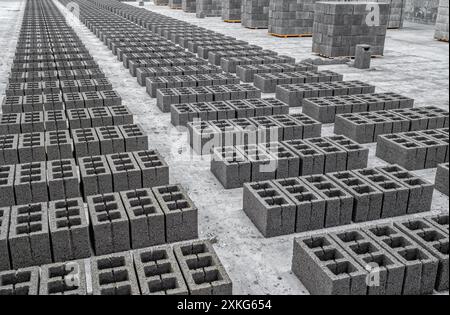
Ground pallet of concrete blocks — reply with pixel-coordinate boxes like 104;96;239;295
254;70;344;93
268;0;319;37
334;107;449;144
182;0;197;12
173;240;233;295
435;163;449;196
222;0;242;22
221;55;297;73
312;1;389;58
154;0;169;5
373;0;407;29
156;84;262;112
209;49;279;67
236;62;317;82
0;267;39;295
146;73;241;97
190;114;322;155
136;65;222;86
376;128;449;170
302;92;415;123
197;44;263;60
241;0;270;29
276;81;376;107
171;98;289;126
435;0;449;42
196;0;222;17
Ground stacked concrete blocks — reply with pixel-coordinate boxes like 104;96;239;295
312;2;390;57
182;0;197;13
268;0;319;36
435;0;449;42
196;0;222;18
173;240;233;295
435;163;449;196
241;0;270;29
222;0;242;22
169;0;183;9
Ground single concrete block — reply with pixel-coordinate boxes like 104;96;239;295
0;165;15;207
45;130;74;161
14;162;48;205
107;152;142;192
0;207;10;271
47;159;81;201
39;260;87;295
0;267;39;295
133;150;170;188
79;155;113;198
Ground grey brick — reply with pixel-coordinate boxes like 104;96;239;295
45;130;73;161
435;162;449;196
47;159;81;201
96;126;125;155
18;132;45;163
0;165;15;207
0;207;10;271
0;267;39;295
14;162;48;205
107;152;142;192
79;155;113;198
39;260;87;295
0;134;19;166
133;150;170;188
72;128;101;159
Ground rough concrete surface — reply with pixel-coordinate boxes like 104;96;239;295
1;0;448;295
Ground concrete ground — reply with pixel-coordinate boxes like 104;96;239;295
1;0;449;295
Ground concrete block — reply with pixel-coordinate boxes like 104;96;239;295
39;260;87;295
108;105;134;126
0;207;10;271
47;159;81;201
0;113;21;135
0;165;15;207
45;130;74;161
119;124;149;152
173;240;233;295
91;251;140;295
96;126;125;155
87;193;130;255
79;155;113;198
0;134;19;165
48;198;91;262
14;162;48;205
18;132;46;163
68;109;91;129
211;146;251;189
44;110;68;131
435;162;449;196
133;245;188;295
426;214;449;234
72;128;101;159
133;150;170;188
9;203;52;269
107;152;142;192
153;184;198;243
0;267;39;295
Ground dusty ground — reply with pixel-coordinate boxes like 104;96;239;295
1;0;449;295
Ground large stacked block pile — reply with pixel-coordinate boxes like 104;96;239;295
196;0;222;17
222;0;242;21
374;0;406;28
169;0;182;9
268;0;319;36
312;1;390;57
182;0;197;13
242;0;270;29
405;0;439;24
435;0;449;42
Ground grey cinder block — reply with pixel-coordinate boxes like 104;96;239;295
133;245;188;295
79;155;113;198
9;203;52;269
14;161;48;205
0;267;39;295
87;193;130;255
121;189;165;249
39;260;87;295
45;130;74;161
0;207;10;271
133;150;170;188
48;198;91;262
107;152;142;192
47;159;81;201
153;184;198;243
0;165;15;207
435;163;449;196
91;251;140;295
173;240;233;295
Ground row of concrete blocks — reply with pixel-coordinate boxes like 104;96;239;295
312;2;390;57
213;135;368;189
11;60;100;73
276;80;377;107
221;55;297;73
156;84;262;112
5;78;113;97
0;240;232;295
0;183;197;270
13;53;94;65
0;148;168;206
8;68;106;84
0;106;133;135
243;164;435;238
171;98;289;126
436;163;449;196
196;44;262;60
146;73;241;97
0;124;147;165
136;64;222;86
208;49;278;67
14;46;90;57
334;106;450;144
188;113;322;156
121;51;196;69
292;215;449;295
178;34;237;49
130;57;209;78
302;93;415;123
187;39;248;54
377;128;449;170
2;90;122;113
114;43;183;62
236;62;317;83
254;70;343;93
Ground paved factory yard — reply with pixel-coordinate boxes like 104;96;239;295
1;0;448;295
